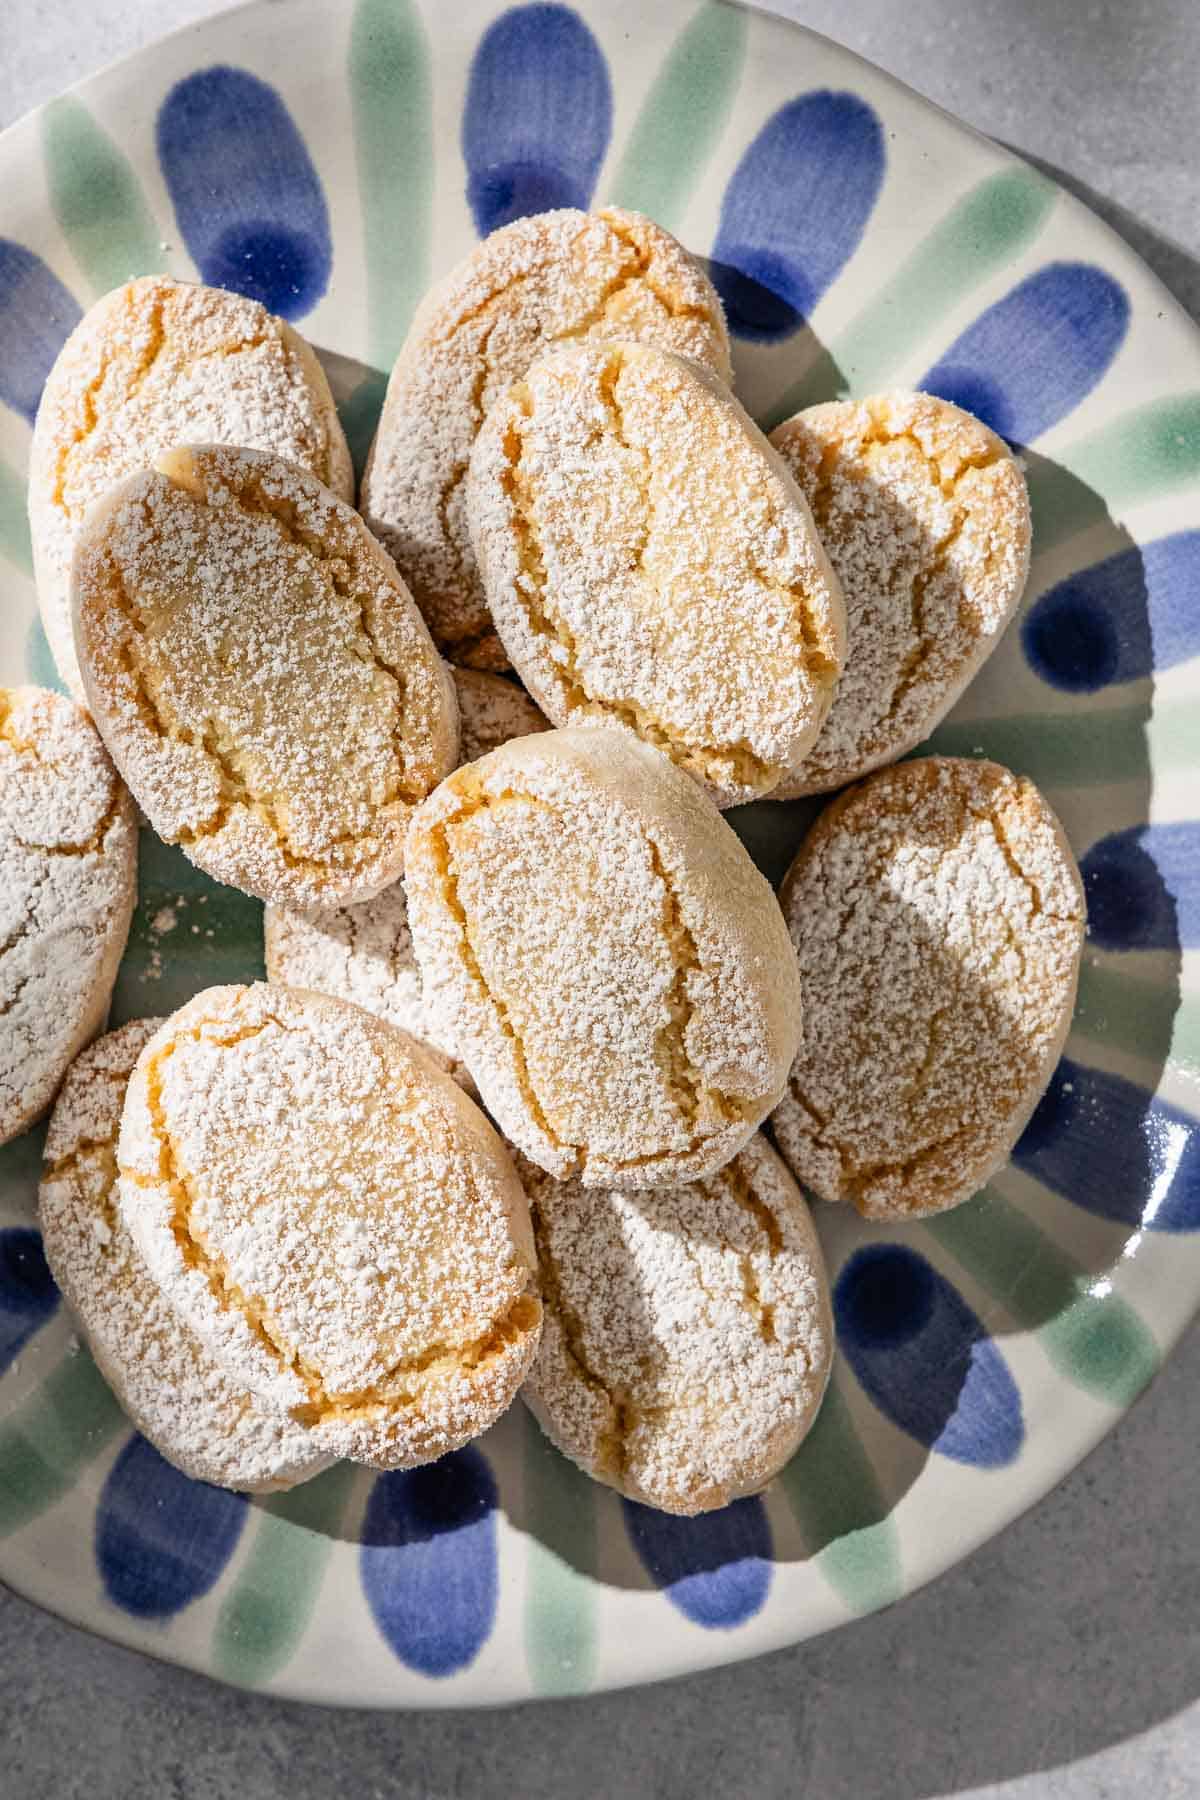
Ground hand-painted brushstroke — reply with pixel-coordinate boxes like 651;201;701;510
0;1349;124;1538
462;4;612;236
96;1434;248;1619
778;1375;902;1612
709;89;884;341
522;1411;597;1695
608;5;747;233
212;1461;359;1686
922;262;1128;444
156;66;332;319
1015;1056;1199;1231
360;1447;498;1675
622;1494;772;1629
0;240;80;424
1023;532;1200;691
835;1245;1023;1467
926;1188;1159;1407
769;166;1055;423
0;1229;59;1377
42;97;161;296
1081;822;1197;951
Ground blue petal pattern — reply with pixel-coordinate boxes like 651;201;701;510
360;1447;498;1676
156;67;331;319
96;1436;248;1618
1023;532;1200;692
462;5;611;236
622;1496;772;1628
709;91;884;342
1081;823;1197;950
1015;1057;1200;1231
835;1246;1023;1467
0;240;81;423
0;1228;59;1375
922;262;1129;443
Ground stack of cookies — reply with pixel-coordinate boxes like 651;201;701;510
3;207;1085;1517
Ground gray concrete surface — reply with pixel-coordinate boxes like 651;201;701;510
2;2;1198;1794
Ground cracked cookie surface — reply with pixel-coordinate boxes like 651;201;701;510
116;983;541;1470
361;207;730;670
263;669;545;1084
1;685;136;1144
521;1134;832;1515
72;444;458;908
770;757;1086;1221
404;727;803;1188
30;275;352;700
470;339;845;808
39;1018;338;1493
768;391;1030;798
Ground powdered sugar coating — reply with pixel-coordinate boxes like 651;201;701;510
452;667;548;764
522;1133;832;1515
30;276;352;699
262;671;545;1078
768;392;1030;798
361;207;731;670
404;727;803;1189
1;686;136;1144
264;881;462;1078
117;984;540;1469
39;1019;336;1492
470;340;845;808
771;758;1086;1221
72;445;458;908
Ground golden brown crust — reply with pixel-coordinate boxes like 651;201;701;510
0;685;136;1144
29;275;352;699
361;207;730;669
768;391;1030;797
522;1134;833;1514
72;445;458;907
469;341;845;808
770;757;1085;1220
117;983;541;1469
404;726;802;1188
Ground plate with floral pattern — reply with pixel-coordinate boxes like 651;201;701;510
0;0;1197;1708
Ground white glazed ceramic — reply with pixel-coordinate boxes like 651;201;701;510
0;0;1197;1708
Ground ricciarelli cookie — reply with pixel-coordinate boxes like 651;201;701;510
768;391;1031;797
30;275;353;699
469;340;845;807
72;445;458;908
39;1019;336;1493
522;1134;833;1515
1;686;136;1145
404;727;803;1187
262;669;545;1072
770;758;1086;1221
361;207;731;669
117;984;541;1469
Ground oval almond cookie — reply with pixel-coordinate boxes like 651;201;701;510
72;444;458;908
470;339;845;808
404;726;803;1188
361;206;730;670
770;757;1086;1221
117;984;541;1470
522;1134;833;1515
768;391;1030;797
39;1019;337;1493
1;686;136;1144
30;275;352;700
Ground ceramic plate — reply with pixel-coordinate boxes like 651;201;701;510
1;0;1198;1709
